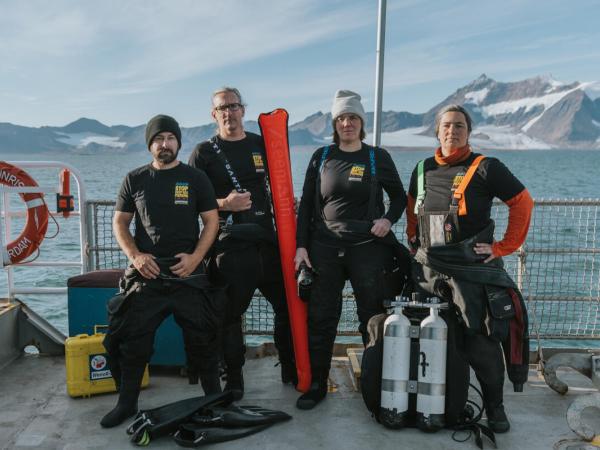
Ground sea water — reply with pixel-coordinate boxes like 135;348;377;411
2;148;600;340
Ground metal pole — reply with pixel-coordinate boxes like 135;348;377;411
373;0;387;147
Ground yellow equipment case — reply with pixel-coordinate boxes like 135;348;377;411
65;328;149;398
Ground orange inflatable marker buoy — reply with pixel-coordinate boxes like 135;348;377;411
258;109;311;392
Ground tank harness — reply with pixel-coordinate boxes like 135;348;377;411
360;305;496;448
414;155;486;248
0;161;50;265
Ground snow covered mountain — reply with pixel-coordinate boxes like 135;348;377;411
421;74;600;149
2;75;599;153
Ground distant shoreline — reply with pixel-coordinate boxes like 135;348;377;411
3;146;599;157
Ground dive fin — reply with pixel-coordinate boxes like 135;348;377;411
127;392;233;446
173;423;272;447
191;404;292;427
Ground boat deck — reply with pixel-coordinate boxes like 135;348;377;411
1;351;598;450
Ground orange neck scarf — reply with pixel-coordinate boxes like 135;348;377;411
434;145;472;165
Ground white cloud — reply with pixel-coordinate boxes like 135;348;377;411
2;1;375;97
1;0;599;126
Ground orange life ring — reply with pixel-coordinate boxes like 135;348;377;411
0;162;49;265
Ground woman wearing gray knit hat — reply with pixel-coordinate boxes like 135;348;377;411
294;90;408;409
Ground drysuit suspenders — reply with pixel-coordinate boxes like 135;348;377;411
209;137;272;227
414;155;486;248
316;145;378;222
209;138;245;194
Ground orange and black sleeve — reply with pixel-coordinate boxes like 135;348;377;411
491;189;534;257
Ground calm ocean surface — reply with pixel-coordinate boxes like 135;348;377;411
2;147;600;338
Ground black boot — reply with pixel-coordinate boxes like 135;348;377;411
222;323;245;401
479;380;510;433
224;367;244;401
200;368;222;395
187;366;199;385
280;360;298;385
273;316;296;385
296;371;328;410
485;402;511;433
100;364;144;428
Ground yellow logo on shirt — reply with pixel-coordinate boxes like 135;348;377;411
253;152;265;173
349;164;365;182
452;173;465;190
174;182;189;205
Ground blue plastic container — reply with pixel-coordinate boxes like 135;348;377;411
67;270;185;366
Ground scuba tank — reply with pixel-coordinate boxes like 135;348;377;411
416;298;448;432
380;299;411;428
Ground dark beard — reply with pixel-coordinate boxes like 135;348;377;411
157;149;177;164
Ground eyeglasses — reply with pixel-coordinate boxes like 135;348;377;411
214;103;243;113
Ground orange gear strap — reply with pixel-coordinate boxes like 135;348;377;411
453;155;486;216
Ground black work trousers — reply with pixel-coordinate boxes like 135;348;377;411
213;242;294;369
307;240;392;373
103;280;221;385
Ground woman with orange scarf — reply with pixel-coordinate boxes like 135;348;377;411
406;105;533;433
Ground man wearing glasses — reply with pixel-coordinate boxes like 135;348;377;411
102;115;221;427
189;88;295;400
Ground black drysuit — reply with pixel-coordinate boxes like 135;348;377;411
407;153;530;407
188;133;294;371
296;144;407;374
105;163;221;391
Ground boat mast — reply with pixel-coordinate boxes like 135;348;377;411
373;0;387;147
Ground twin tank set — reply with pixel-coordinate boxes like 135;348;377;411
380;294;449;431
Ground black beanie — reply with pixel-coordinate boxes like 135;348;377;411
145;114;182;150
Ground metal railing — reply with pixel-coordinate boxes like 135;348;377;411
1;162;88;299
86;199;600;340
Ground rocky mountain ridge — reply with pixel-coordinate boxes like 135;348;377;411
2;74;599;153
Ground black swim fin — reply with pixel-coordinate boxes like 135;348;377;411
190;404;292;427
173;422;272;447
126;391;233;446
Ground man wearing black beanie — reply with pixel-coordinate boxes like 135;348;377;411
145;114;182;149
101;114;222;428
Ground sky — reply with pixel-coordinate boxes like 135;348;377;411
1;0;599;128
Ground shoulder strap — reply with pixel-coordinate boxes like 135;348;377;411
209;137;244;193
315;146;331;219
414;159;425;214
319;145;330;173
452;155;486;216
367;147;377;220
369;147;376;177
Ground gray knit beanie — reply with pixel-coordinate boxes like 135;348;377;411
331;90;366;124
145;114;182;150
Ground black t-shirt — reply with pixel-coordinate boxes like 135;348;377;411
188;133;274;232
408;153;525;241
296;144;407;247
115;162;218;257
